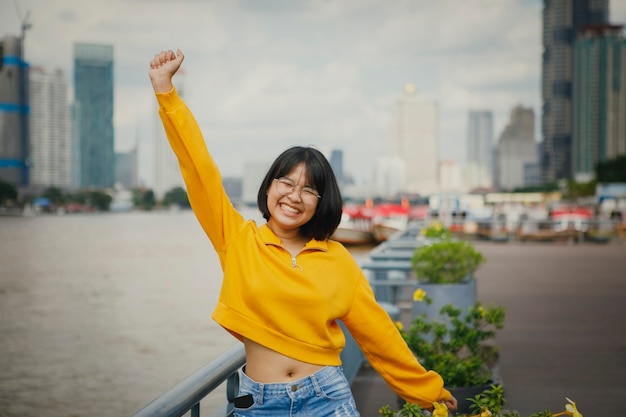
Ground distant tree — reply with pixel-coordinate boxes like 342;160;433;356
565;179;597;199
131;187;156;210
87;190;112;211
132;188;144;207
67;190;88;205
163;186;190;208
0;179;18;204
43;187;66;205
142;189;156;211
596;155;626;182
512;183;559;193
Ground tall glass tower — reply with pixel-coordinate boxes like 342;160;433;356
73;43;114;188
540;0;609;183
329;149;345;184
572;24;626;179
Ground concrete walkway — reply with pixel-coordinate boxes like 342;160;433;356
352;240;626;416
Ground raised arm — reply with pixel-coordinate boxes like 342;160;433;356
148;49;245;260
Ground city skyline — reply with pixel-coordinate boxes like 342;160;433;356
1;0;625;187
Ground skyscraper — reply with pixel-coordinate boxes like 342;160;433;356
495;105;538;190
0;35;29;187
329;149;345;185
390;84;438;195
115;147;138;189
540;0;609;183
572;24;626;179
29;67;71;189
73;43;114;188
466;110;494;189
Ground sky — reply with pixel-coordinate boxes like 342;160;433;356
2;0;626;187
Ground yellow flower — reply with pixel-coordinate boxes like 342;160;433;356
477;305;486;317
422;220;443;235
430;221;443;230
564;397;582;417
551;398;582;417
468;408;492;417
413;288;427;302
394;321;404;331
431;402;448;417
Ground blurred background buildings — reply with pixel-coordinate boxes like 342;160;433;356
0;0;625;205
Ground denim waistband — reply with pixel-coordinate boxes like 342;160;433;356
238;366;344;402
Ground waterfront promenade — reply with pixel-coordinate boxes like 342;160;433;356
351;240;626;416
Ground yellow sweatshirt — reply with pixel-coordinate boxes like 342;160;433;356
156;87;451;407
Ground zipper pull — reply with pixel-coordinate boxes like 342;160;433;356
291;256;302;270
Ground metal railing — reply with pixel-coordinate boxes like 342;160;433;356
130;323;373;417
131;344;245;417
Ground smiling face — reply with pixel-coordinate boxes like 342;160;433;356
266;163;319;239
257;146;343;241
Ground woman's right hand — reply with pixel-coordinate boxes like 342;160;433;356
149;49;184;93
442;394;458;412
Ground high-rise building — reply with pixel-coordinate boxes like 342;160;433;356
153;70;185;201
29;67;71;189
540;0;609;183
572;24;626;180
329;149;345;184
73;43;114;188
374;156;406;198
438;160;464;192
390;84;438;195
495;105;538;190
466;110;494;189
115;147;138;189
0;35;29;187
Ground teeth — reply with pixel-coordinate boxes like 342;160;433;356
281;203;300;214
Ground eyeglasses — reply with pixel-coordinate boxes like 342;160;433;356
273;177;321;204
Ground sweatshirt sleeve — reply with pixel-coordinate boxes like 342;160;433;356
155;88;244;261
341;271;451;408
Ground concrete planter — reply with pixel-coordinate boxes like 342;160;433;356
448;381;494;415
410;279;477;322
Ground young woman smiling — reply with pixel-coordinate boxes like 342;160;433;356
149;48;457;417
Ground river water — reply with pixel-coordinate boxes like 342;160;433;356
0;209;373;417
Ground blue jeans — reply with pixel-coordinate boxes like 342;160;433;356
234;366;361;417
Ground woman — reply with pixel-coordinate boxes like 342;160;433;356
149;49;457;417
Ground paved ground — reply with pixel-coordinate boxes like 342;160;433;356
351;240;626;416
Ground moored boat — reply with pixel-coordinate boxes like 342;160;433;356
371;203;410;243
332;204;375;245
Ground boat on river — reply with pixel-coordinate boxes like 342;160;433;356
371;203;410;243
332;204;376;245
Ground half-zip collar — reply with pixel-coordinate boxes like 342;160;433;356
258;224;328;253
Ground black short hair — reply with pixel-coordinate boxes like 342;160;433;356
257;146;343;241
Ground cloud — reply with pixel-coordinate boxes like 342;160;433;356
2;0;625;186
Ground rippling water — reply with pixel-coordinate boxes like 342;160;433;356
0;209;374;417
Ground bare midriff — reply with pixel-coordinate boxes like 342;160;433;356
243;338;325;383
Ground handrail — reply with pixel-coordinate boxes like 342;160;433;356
131;344;245;417
130;326;369;417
